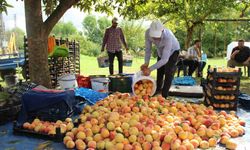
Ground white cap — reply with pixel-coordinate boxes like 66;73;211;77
149;20;164;38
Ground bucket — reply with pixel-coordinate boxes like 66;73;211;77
58;74;77;90
90;78;110;93
132;71;156;96
4;75;18;87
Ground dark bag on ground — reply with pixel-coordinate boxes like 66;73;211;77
17;90;77;125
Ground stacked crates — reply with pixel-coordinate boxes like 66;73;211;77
204;66;241;110
23;37;80;88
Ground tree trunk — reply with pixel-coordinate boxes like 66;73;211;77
185;26;194;50
24;0;52;88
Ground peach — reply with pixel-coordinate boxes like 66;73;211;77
199;140;209;149
226;140;237;150
84;128;93;137
124;144;133;150
107;122;115;131
128;135;137;143
115;143;124;150
96;141;105;149
206;128;214;137
197;128;206;137
129;127;139;136
66;122;74;131
88;141;96;149
91;125;100;134
65;131;74;139
66;140;75;149
93;133;102;142
152;132;160;140
145;134;153;142
65;117;72;123
75;139;86;150
101;128;110;138
63;136;73;145
178;145;187;150
178;131;188;140
161;142;170;150
142;142;152;150
229;129;239;138
190;139;199;148
76;131;86;140
105;141;114;149
208;138;217;147
23;122;30;129
115;133;124;143
170;140;181;150
143;127;152;135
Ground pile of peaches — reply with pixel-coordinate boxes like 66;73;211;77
209;67;239;73
134;79;154;96
61;93;245;150
22;118;74;135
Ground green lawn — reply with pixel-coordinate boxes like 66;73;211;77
80;55;250;94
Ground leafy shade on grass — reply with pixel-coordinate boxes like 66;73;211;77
80;55;249;94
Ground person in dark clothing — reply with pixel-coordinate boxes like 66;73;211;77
228;39;250;67
101;17;129;75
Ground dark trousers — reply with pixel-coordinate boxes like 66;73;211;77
157;51;179;98
183;59;199;76
108;51;123;75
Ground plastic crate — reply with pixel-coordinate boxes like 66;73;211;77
13;121;65;142
108;74;133;93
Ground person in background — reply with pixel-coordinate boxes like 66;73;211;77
141;20;180;98
101;17;129;75
185;39;206;77
228;39;250;67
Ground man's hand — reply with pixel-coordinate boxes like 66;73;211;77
231;50;239;59
140;63;149;71
142;68;151;76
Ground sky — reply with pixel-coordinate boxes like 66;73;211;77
2;0;109;32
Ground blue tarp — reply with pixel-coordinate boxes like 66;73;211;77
172;76;196;86
17;90;76;125
74;87;108;105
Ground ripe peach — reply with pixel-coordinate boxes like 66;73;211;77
129;127;139;136
229;129;239;138
75;139;86;150
88;141;96;149
199;140;209;149
63;136;72;145
142;142;152;150
76;131;86;140
66;122;74;131
190;139;199;148
107;122;115;131
115;133;124;143
66;140;75;149
23;122;30;129
96;141;105;149
101;128;110;138
91;125;100;134
128;135;137;143
143;127;152;135
226;140;237;150
145;134;153;142
178;131;188;140
161;142;170;150
65;131;74;139
65;117;72;123
93;133;102;142
124;143;133;150
208;138;217;147
115;143;124;150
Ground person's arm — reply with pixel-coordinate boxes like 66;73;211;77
119;28;128;51
149;36;172;71
101;29;109;52
144;30;152;66
230;48;239;60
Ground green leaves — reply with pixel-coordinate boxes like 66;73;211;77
0;0;13;14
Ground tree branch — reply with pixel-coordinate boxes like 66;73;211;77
43;0;79;36
240;2;249;18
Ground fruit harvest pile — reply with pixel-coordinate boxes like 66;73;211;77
134;79;154;96
61;93;245;150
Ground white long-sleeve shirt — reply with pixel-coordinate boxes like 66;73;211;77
145;28;180;71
